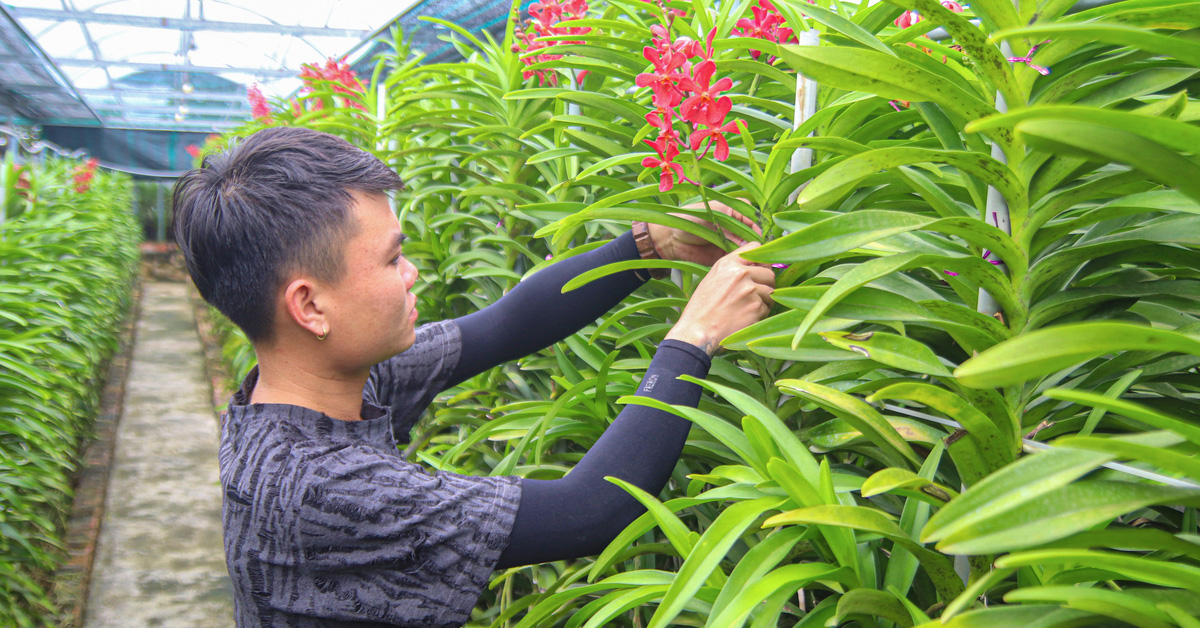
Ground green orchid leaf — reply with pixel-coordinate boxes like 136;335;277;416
820;330;954;377
955;322;1200;388
778;379;922;467
923;446;1114;543
646;497;786;628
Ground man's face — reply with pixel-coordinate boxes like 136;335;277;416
321;190;418;368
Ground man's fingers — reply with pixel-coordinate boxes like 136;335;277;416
726;206;764;236
745;265;776;286
724;230;749;247
755;283;775;308
712;205;765;239
678;201;766;239
729;242;774;269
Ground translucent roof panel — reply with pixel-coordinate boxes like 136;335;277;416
2;0;416;131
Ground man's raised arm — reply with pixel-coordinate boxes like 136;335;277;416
496;243;775;565
447;205;760;387
446;229;645;387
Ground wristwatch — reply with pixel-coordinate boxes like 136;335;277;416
632;221;670;281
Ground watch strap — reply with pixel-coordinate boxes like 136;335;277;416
632;221;670;280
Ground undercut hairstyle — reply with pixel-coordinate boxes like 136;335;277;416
172;127;403;343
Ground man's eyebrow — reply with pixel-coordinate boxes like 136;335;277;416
390;231;407;250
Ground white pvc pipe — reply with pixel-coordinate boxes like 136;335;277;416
787;29;821;207
977;40;1014;318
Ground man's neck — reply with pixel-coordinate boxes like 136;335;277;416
249;356;369;422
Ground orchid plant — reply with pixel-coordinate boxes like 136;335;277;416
208;0;1200;625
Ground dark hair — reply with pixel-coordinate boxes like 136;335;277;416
172;127;403;342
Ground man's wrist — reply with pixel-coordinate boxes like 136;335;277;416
664;325;718;356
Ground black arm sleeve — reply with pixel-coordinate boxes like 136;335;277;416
448;231;645;387
496;339;710;568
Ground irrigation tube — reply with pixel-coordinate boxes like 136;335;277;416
883;403;1200;489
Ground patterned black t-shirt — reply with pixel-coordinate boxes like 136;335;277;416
218;320;522;627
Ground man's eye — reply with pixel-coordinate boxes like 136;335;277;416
390;256;401;266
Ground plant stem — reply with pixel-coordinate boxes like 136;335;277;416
692;150;732;251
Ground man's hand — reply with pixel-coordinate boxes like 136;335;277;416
665;243;775;356
647;201;762;267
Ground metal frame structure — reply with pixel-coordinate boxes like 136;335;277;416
1;0;387;132
8;6;371;38
0;3;99;124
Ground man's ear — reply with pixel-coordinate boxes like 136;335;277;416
283;277;326;338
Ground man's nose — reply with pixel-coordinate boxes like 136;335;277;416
402;257;418;288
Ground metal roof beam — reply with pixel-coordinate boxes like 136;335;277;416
40;117;243;131
51;57;295;77
78;88;248;102
9;7;371;38
62;0;123;109
92;103;247;116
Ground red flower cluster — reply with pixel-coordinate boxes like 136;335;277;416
514;0;593;86
732;0;797;61
185;144;201;158
247;84;271;121
298;57;367;111
72;158;99;193
636;26;740;192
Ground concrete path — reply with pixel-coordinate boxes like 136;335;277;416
84;282;234;627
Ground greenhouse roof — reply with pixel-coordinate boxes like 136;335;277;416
0;0;417;133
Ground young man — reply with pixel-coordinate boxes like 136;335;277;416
172;127;774;627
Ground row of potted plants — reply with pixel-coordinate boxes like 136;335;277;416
0;154;139;626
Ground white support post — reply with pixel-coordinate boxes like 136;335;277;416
787;29;821;207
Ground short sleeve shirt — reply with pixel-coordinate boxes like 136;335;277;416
218;320;522;627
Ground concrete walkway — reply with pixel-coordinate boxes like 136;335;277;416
84;282;234;627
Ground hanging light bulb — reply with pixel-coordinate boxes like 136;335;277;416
182;81;194;94
175;112;185;122
179;104;190;115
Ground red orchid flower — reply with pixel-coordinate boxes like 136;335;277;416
732;2;792;60
636;66;687;107
641;138;683;192
894;10;921;28
646;110;682;147
247;84;272;121
679;60;733;126
642;156;684;192
699;26;718;60
642;44;686;74
735;5;776;40
650;24;671;49
689;119;740;161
